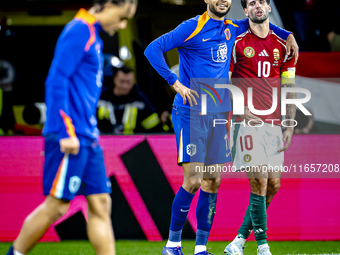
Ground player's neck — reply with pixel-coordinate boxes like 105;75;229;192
206;9;225;21
248;19;269;38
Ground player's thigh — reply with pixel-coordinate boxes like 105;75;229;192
201;163;222;191
264;124;284;173
44;195;70;217
230;124;267;170
182;162;204;181
172;107;209;165
81;143;111;197
43;134;88;201
202;164;222;179
246;165;269;179
205;113;231;165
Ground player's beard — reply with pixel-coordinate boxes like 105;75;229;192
249;9;269;24
209;2;231;18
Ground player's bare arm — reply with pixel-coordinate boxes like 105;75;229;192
240;106;263;126
60;136;80;155
229;71;261;125
171;79;199;107
286;34;299;65
278;83;296;152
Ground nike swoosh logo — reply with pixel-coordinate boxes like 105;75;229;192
202;38;211;42
180;209;190;212
226;152;231;157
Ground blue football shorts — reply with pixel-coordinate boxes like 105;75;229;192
43;134;111;201
172;106;231;166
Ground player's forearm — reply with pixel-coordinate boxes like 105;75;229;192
282;83;296;128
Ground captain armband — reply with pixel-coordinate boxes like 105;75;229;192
281;70;296;85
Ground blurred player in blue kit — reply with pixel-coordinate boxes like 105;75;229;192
6;1;136;255
145;0;298;254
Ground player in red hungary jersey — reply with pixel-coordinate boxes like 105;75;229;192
224;1;296;255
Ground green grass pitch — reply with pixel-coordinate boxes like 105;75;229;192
1;240;340;254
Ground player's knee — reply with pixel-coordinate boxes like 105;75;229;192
202;178;221;193
268;179;281;194
183;178;202;194
250;178;267;195
88;194;112;218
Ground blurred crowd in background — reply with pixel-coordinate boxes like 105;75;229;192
1;0;340;136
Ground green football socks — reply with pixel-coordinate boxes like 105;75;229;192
238;193;268;246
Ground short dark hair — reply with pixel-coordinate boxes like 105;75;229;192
118;65;134;74
113;65;134;75
241;0;270;9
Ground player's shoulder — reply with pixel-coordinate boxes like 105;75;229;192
269;30;288;53
233;29;251;49
178;13;205;30
270;30;287;45
224;18;243;28
235;29;251;40
62;18;91;39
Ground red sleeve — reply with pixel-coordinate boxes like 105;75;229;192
229;45;236;73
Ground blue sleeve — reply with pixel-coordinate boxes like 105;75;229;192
233;19;249;36
234;19;291;40
269;23;291;40
45;22;89;140
144;19;197;86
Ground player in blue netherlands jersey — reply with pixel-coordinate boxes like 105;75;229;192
6;1;136;255
144;0;298;254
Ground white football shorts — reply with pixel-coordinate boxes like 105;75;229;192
230;122;284;171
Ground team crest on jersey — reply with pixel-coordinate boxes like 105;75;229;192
273;48;280;61
224;28;231;40
244;47;255;58
243;154;252;163
186;144;197;157
211;42;228;63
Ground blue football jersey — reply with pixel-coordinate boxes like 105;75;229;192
43;9;104;141
145;12;290;113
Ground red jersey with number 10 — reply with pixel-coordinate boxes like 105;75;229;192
230;28;295;124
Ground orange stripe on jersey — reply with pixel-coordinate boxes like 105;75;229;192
50;157;64;197
224;19;239;27
75;8;97;25
184;12;210;43
85;25;96;52
178;128;183;164
75;8;97;52
59;110;76;138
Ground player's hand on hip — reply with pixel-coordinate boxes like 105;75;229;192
172;80;199;107
240;106;262;126
60;137;80;155
286;34;299;65
278;128;294;153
